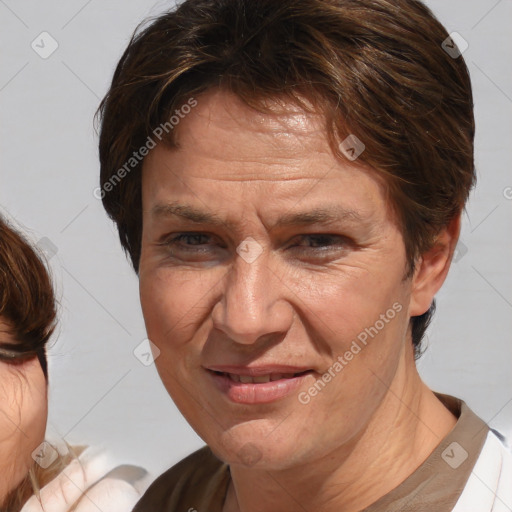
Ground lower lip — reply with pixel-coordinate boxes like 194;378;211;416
208;371;311;404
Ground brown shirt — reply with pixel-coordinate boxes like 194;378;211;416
133;393;489;512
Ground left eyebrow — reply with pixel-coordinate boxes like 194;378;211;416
271;205;365;228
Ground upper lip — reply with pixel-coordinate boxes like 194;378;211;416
205;365;313;376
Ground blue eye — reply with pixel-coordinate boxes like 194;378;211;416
292;234;347;250
165;233;215;252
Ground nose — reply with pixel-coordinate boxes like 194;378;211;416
211;248;293;345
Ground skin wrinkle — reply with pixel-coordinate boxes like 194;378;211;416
139;89;458;512
149;204;377;256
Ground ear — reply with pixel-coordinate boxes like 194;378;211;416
409;214;461;317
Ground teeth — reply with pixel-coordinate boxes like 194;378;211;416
224;372;301;383
253;375;271;383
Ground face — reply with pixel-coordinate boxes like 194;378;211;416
139;89;417;470
0;322;48;500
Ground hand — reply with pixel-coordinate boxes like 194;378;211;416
21;446;149;512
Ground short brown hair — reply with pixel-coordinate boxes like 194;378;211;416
97;0;475;356
0;217;57;376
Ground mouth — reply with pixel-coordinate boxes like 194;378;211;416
212;370;311;383
205;366;314;404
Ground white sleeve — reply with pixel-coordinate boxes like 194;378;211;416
21;446;150;512
452;430;512;512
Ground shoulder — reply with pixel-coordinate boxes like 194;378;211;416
153;445;226;490
452;429;512;511
133;445;229;512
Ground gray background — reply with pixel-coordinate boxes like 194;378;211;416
1;0;511;479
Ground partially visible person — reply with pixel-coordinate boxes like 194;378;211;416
0;215;149;511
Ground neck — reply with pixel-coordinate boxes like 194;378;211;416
223;347;457;512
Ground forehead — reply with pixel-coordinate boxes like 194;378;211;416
177;91;325;163
142;89;394;227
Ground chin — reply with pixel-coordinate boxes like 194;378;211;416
210;431;305;471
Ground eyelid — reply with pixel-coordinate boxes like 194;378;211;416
160;232;220;246
289;233;350;246
294;233;344;240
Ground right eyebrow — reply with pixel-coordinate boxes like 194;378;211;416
151;203;228;227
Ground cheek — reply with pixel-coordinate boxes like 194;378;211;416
0;360;47;492
139;265;220;344
294;264;411;420
22;365;48;445
139;267;222;393
139;269;213;426
299;262;409;351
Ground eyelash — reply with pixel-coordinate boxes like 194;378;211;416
0;347;38;363
161;232;348;255
164;233;217;253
